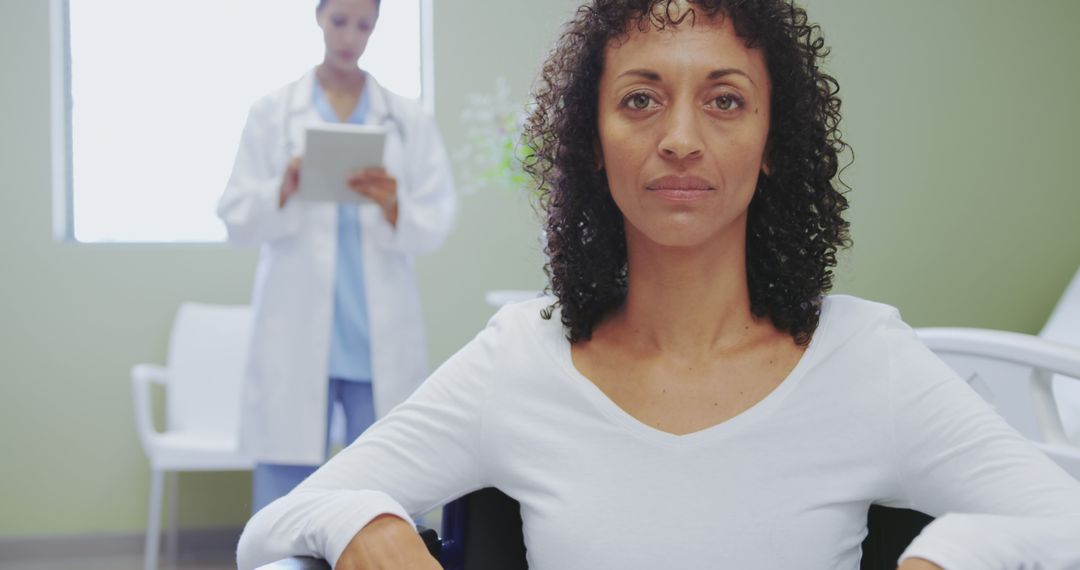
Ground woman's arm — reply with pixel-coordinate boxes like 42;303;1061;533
364;110;457;255
235;309;513;569
897;559;943;570
217;99;305;246
334;515;441;570
882;316;1080;569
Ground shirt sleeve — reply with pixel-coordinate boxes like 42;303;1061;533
880;312;1080;568
235;308;510;570
217;98;305;246
365;109;457;255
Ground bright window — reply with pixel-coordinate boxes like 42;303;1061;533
52;0;431;243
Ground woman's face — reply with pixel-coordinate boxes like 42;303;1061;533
316;0;379;73
596;10;771;251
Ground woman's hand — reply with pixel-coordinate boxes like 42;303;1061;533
279;156;302;208
897;558;944;570
334;515;441;570
348;168;399;226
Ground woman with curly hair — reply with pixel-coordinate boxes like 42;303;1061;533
237;1;1080;568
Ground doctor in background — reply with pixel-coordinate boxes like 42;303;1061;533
218;0;456;512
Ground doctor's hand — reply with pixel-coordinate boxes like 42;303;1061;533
335;514;441;570
348;168;399;227
279;156;302;208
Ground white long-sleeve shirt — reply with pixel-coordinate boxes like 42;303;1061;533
238;295;1080;569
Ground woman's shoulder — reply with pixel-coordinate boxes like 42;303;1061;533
366;75;424;113
815;294;957;381
365;74;434;132
821;294;901;326
486;296;562;339
248;70;315;115
457;296;561;361
813;294;909;355
431;296;564;393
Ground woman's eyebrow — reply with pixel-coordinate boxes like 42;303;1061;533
614;67;756;86
708;68;756;86
615;69;662;82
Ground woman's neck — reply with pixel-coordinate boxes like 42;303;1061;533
607;227;765;358
316;62;365;95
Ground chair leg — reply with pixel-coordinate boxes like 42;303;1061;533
166;472;179;568
145;469;164;570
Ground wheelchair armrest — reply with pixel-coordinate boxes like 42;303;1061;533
256;556;330;570
418;524;442;558
253;526;441;570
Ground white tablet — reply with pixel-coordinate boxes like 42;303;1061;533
297;123;388;204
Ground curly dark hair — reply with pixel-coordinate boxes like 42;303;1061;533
523;0;850;345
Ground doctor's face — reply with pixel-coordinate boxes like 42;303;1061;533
317;0;379;72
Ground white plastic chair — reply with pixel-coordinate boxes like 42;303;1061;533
916;327;1080;479
131;303;255;570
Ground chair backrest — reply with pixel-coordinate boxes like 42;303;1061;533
917;327;1080;478
861;505;935;570
164;303;252;438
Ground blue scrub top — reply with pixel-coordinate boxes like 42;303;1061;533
315;81;373;382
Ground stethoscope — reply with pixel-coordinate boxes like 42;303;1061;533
282;80;407;158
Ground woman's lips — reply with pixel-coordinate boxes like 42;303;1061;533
645;175;715;201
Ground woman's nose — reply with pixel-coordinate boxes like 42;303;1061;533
657;103;704;162
342;27;368;47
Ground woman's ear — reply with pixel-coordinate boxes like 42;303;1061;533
593;139;605;172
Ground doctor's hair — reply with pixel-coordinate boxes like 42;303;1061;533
317;0;380;10
524;0;851;345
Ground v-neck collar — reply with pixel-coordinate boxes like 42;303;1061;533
539;301;832;447
313;78;370;124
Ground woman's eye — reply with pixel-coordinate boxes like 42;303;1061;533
712;94;743;111
625;93;654;111
331;16;346;26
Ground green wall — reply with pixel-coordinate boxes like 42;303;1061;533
0;0;1077;538
812;0;1080;329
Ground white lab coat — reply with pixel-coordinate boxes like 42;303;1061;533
218;70;456;465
